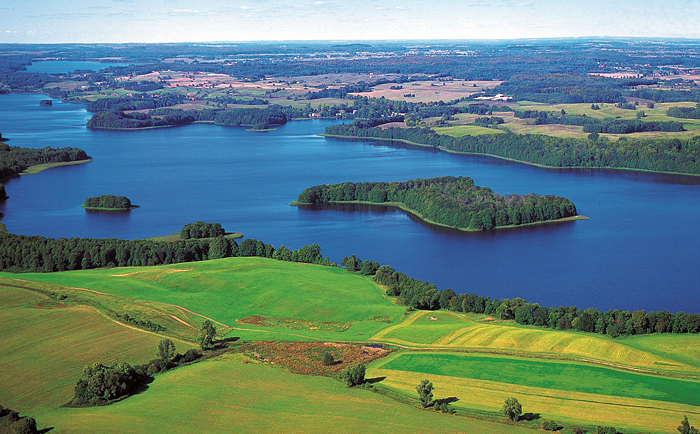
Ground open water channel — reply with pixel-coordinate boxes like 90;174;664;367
1;93;698;313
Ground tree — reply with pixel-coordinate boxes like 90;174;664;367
416;379;434;408
679;416;700;434
501;397;522;421
197;320;216;350
340;363;365;386
322;352;335;366
157;338;176;361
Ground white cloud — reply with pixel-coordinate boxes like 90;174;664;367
173;9;199;13
240;5;250;9
314;1;325;4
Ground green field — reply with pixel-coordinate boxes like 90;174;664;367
4;258;700;434
38;353;533;434
3;258;406;341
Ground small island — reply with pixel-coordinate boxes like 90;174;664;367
39;99;52;106
82;195;138;211
292;176;585;231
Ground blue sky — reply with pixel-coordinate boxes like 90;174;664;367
1;0;699;43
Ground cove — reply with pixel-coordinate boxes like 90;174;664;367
0;93;698;313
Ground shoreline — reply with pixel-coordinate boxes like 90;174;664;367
320;134;700;178
290;199;588;232
0;159;93;182
82;204;140;211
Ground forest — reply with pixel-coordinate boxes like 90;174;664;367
0;143;90;180
83;195;133;210
324;124;700;175
513;109;685;133
667;104;700;119
295;176;578;230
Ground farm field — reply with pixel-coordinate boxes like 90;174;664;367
0;284;193;414
433;102;700;140
4;259;700;434
37;353;535;434
367;352;699;434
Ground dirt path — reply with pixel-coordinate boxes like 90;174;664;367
89;306;194;347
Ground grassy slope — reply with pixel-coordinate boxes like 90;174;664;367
370;311;700;374
3;258;406;341
0;285;195;414
39;354;534;434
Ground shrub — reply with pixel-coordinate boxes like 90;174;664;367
542;420;560;431
340;363;365;386
322;352;335;366
501;397;523;421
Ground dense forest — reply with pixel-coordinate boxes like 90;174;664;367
324;124;700;175
180;222;225;239
667;104;700;119
0;143;90;180
83;195;133;210
85;94;185;112
295;176;578;230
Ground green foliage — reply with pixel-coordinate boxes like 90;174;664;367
340;363;365;387
501;397;522;421
71;362;144;406
83;195;132;209
542;420;560;431
180;222;225;239
667;104;700;119
322;352;335;366
325;124;700;175
415;379;434;408
297;176;578;231
0;144;89;180
678;416;700;434
596;426;619;434
197;320;216;350
0;406;38;434
157;338;175;361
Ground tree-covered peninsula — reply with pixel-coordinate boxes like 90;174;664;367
294;176;579;230
324;124;700;175
83;195;136;210
0;142;90;180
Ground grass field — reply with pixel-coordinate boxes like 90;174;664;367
367;353;699;434
369;311;700;374
0;285;194;414
37;353;536;434
3;257;406;341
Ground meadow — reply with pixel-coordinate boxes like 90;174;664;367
3;258;699;434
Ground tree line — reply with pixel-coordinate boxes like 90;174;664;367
85;93;184;112
295;176;578;230
667;104;700;119
324;124;700;175
0;143;90;180
513;109;685;134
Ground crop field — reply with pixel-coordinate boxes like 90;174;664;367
351;80;502;103
37;353;535;434
0;284;189;413
3;257;406;341
367;354;699;434
369;311;700;373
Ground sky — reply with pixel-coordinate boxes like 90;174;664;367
1;0;699;43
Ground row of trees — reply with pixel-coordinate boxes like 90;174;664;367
296;176;578;230
0;143;89;180
83;195;132;210
324;124;700;175
86;110;195;129
85;93;184;112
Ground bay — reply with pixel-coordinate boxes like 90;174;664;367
0;93;698;313
22;61;130;74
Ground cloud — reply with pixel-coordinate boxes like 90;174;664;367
314;1;325;4
173;9;199;13
240;5;250;9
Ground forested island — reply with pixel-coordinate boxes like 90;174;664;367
324;124;700;175
82;195;137;211
293;176;580;231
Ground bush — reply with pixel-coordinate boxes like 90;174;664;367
71;362;146;406
322;352;335;366
596;426;619;434
340;363;365;386
501;397;522;421
416;379;434;408
542;420;560;431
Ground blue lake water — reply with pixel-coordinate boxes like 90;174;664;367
0;93;698;313
23;61;130;74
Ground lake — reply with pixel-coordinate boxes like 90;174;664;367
23;61;131;74
0;93;698;313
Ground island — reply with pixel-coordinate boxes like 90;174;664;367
82;195;138;211
39;99;52;106
292;176;584;231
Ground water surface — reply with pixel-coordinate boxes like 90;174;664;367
0;93;698;313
